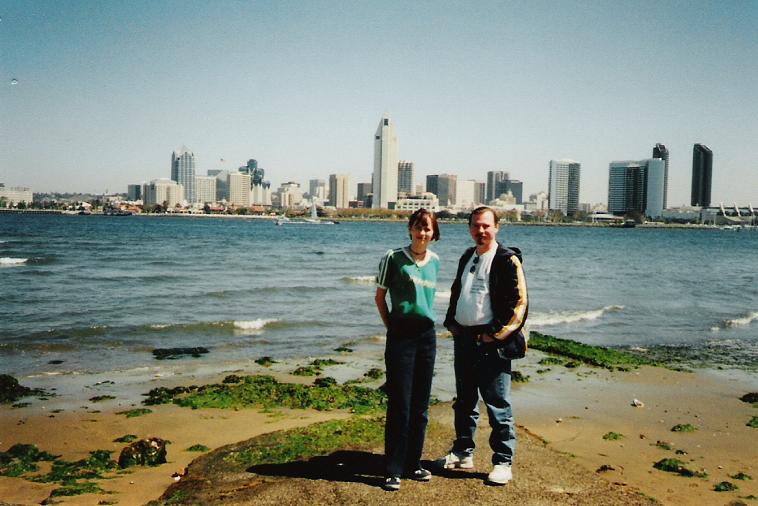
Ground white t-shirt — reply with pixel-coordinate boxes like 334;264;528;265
454;246;497;326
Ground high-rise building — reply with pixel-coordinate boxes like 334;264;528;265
208;170;229;202
195;176;217;204
607;159;665;218
357;182;372;200
276;182;303;208
329;174;352;208
426;175;439;197
456;179;485;209
309;179;327;201
143;178;184;208
486;171;508;203
372;114;398;208
436;174;457;207
239;159;266;186
228;173;251;207
691;144;713;207
652;143;670;209
474;181;486;205
397;160;415;195
548;160;581;216
171;146;196;204
127;184;142;201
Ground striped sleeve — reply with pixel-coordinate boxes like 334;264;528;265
376;249;394;289
493;255;528;340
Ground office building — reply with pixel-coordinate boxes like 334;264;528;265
195;176;217;205
329;174;352;208
487;171;523;204
127;184;141;201
171;146;196;204
208;170;229;202
0;184;33;206
456;179;485;209
309;179;327;201
426;175;439;197
652;143;670;209
608;159;665;218
398;160;415;195
691;144;713;207
143;178;184;208
436;174;457;207
372;114;398;208
357;182;372;201
486;171;507;203
228;173;252;207
548;159;581;216
276;182;303;208
395;192;440;212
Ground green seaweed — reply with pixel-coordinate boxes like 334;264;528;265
334;346;353;353
714;481;739;492
654;440;674;450
230;416;384;467
37;450;117;483
603;432;624;441
89;395;116;403
511;370;530;383
255;356;276;367
363;368;384;380
529;331;657;370
113;435;138;443
144;374;386;414
222;374;243;383
11;402;31;408
186;444;209;452
292;365;321;376
0;374;47;404
653;458;707;478
0;443;58;477
731;472;753;480
311;358;343;367
49;481;105;497
671;423;698;432
152;347;209;360
313;377;337;387
538;356;565;366
116;408;153;418
747;416;758;428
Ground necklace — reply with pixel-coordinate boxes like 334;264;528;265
410;248;426;256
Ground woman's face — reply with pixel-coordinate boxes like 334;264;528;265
409;215;434;246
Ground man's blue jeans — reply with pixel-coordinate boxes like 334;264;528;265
384;324;436;477
452;328;515;465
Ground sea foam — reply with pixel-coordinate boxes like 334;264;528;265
343;275;375;285
0;257;27;266
530;305;625;327
233;319;278;331
712;311;758;331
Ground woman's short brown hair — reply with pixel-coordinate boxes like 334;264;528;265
408;208;440;241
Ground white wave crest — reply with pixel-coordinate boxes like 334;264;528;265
234;319;278;331
0;257;27;266
150;324;169;329
719;311;758;329
436;291;451;300
343;275;375;285
530;305;625;327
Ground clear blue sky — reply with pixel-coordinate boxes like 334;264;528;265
1;0;756;205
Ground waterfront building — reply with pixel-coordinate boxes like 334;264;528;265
436;174;457;207
309;179;327;202
691;144;713;207
395;192;439;212
195;176;217;205
357;182;372;201
525;191;549;212
171;146;196;204
652;143;670;209
426;175;439;197
127;184;141;201
0;183;33;206
228;173;251;207
475;181;486;205
548;159;581;216
208;170;229;202
372;114;398;209
276;181;303;208
607;159;665;218
329;174;352;208
239;159;272;205
456;179;485;209
486;171;508;203
397;160;415;195
143;178;184;208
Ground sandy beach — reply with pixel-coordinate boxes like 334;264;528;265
1;356;756;505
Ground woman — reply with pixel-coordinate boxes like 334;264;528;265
375;208;441;491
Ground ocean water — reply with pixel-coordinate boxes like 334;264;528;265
1;214;757;385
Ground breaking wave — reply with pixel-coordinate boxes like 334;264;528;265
436;290;451;300
1;257;27;266
233;319;279;331
530;305;625;327
711;311;758;331
343;275;376;285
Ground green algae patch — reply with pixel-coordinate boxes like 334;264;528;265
113;434;138;443
653;458;707;478
747;416;758;428
230;416;384;467
143;374;386;414
603;432;624;441
292;365;321;376
714;481;739;492
0;444;58;477
49;481;106;497
538;357;565;366
311;358;343;367
0;374;47;404
186;444;209;452
671;423;698;433
255;356;276;367
364;368;384;380
89;395;116;403
529;332;657;370
36;450;118;483
152;347;209;360
334;346;353;353
731;472;753;480
117;408;153;418
511;370;530;383
654;440;674;450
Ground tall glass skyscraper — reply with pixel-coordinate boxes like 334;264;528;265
652;143;669;209
372;114;398;209
548;160;581;216
608;159;665;218
397;160;415;195
691;144;712;207
171;146;196;203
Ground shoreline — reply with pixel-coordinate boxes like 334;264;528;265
2;350;756;505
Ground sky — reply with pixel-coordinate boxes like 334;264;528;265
1;0;756;205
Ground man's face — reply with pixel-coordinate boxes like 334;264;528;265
469;210;499;248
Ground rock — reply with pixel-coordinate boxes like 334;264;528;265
0;374;43;404
739;392;758;403
631;398;644;408
152;347;209;360
118;437;167;468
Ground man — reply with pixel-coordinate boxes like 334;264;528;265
436;206;528;485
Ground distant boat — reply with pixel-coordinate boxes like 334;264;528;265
275;203;335;225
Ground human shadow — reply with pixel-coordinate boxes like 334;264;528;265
247;451;487;488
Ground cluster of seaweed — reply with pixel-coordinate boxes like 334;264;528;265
529;332;658;371
292;358;344;376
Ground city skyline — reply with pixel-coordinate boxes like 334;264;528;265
1;2;756;205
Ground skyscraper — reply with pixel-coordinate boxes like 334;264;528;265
372;114;398;208
171;146;195;203
329;174;351;208
397;160;415;195
486;171;508;203
436;174;457;207
309;179;327;201
652;143;669;209
426;175;439;197
607;159;665;218
548;160;581;216
691;144;713;207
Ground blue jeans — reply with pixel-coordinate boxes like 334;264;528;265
384;323;436;477
452;328;515;465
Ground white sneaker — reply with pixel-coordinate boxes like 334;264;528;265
487;464;512;485
435;451;474;469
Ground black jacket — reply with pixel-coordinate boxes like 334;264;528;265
444;243;528;341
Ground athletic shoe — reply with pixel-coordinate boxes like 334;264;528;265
486;464;512;485
407;468;432;481
435;451;474;469
382;476;401;491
